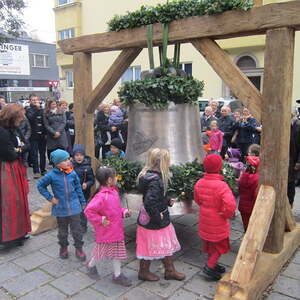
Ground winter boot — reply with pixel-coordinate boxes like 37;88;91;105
75;247;86;261
86;265;101;280
59;247;69;259
214;264;226;274
203;264;222;280
112;273;132;287
138;259;160;281
162;256;186;281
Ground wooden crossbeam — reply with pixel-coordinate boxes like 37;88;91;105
230;185;275;284
192;38;261;121
58;1;300;54
260;27;295;253
86;48;142;114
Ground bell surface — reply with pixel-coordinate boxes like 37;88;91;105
125;102;204;165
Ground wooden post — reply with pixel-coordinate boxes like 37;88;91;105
73;52;96;165
261;28;295;253
230;185;275;284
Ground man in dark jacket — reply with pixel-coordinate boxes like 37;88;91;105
201;106;217;132
288;115;300;207
26;94;47;178
218;106;235;157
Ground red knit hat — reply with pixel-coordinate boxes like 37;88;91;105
203;154;223;173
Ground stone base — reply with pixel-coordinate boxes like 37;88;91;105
123;193;198;216
30;203;57;235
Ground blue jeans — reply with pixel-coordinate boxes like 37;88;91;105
30;138;46;174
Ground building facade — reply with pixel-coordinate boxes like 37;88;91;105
0;36;59;102
54;0;300;107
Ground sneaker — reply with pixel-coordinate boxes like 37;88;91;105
75;248;86;261
59;247;69;259
203;265;221;281
214;264;226;274
86;265;101;280
33;173;40;179
112;273;132;287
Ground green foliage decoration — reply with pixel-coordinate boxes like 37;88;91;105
108;0;254;32
102;157;238;200
118;73;204;109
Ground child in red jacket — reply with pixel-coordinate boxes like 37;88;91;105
238;156;260;231
194;154;236;280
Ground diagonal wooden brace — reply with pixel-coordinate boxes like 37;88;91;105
86;48;142;114
192;38;262;121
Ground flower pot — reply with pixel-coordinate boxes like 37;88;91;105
125;102;204;165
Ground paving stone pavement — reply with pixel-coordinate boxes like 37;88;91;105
0;168;299;299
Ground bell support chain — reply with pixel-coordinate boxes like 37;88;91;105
192;38;262;121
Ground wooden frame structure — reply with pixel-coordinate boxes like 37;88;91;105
59;2;300;299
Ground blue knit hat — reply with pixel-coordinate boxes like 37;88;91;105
50;149;70;166
73;144;86;156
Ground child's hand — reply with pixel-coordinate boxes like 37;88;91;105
125;210;132;218
51;197;58;204
82;183;87;190
102;217;110;227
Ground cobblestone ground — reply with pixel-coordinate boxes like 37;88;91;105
0;168;299;300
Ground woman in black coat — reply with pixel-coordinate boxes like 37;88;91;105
0;104;31;248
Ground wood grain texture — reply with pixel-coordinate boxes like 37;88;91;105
73;52;95;161
230;185;275;284
192;38;261;121
86;48;142;114
58;1;300;54
215;228;300;300
260;28;295;253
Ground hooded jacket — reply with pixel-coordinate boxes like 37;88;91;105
37;168;86;217
238;172;259;214
72;156;95;200
194;171;236;242
137;170;171;230
84;186;127;243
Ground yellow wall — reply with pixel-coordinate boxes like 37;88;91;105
54;0;300;106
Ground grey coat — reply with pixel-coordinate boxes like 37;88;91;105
43;112;68;150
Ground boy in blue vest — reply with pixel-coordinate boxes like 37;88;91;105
37;149;86;261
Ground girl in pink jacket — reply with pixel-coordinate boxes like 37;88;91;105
208;120;224;154
84;167;132;286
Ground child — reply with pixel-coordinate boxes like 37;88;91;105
248;143;260;157
72;144;95;233
136;148;185;281
238;156;260;231
194;154;236;280
84;167;132;286
208;120;224;154
105;138;125;158
37;149;86;261
225;148;245;179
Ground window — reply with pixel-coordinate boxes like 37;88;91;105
58;0;73;5
31;54;49;68
179;62;192;75
121;66;141;83
66;71;73;88
58;28;75;40
236;55;256;69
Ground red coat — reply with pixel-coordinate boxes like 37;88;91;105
238;172;259;214
194;173;236;242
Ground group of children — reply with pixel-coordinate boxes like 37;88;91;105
37;143;261;284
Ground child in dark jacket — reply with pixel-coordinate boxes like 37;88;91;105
194;154;236;281
37;149;87;261
238;156;260;231
72;144;95;233
136;148;185;282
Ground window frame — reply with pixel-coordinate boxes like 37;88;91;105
65;71;74;89
58;0;73;6
179;62;193;76
121;65;141;83
58;28;75;41
31;53;50;68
